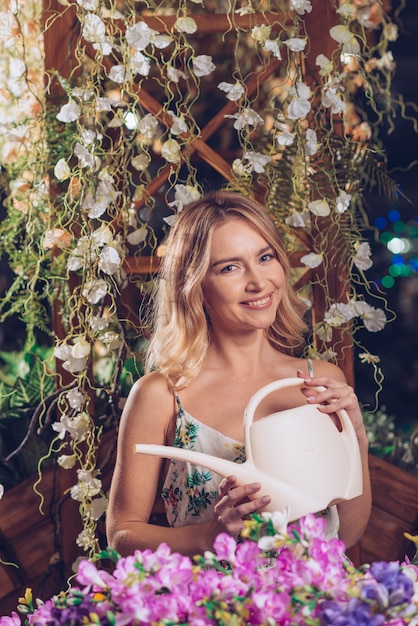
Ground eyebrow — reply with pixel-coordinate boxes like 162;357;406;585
211;245;274;268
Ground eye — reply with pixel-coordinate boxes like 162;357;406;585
260;252;275;262
220;264;237;274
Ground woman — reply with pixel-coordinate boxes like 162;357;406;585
107;191;371;557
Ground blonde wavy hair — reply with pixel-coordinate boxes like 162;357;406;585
146;191;308;389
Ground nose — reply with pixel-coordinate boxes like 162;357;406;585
245;265;266;290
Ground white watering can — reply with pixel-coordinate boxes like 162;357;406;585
135;377;363;522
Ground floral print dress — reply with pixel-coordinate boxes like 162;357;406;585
161;396;245;527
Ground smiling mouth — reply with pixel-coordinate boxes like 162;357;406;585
242;294;272;307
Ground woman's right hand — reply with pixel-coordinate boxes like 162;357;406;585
210;475;271;538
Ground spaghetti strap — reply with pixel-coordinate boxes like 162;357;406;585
307;357;314;378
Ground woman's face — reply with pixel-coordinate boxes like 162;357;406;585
202;218;286;334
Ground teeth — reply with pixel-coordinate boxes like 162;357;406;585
245;295;270;306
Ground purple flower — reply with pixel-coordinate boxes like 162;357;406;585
318;598;386;625
361;561;414;607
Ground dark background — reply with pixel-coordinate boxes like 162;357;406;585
354;0;418;432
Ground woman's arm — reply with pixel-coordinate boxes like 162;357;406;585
297;365;372;548
106;372;270;557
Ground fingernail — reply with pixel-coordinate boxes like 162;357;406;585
261;496;271;504
251;483;261;491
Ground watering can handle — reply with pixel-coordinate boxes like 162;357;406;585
243;377;359;469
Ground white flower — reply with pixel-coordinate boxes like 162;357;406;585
161;138;181;163
315;323;333;343
232;158;250;177
96;97;116;112
383;23;399;42
76;528;96;550
82;13;106;43
242;151;271;173
353;241;373;271
305;128;319;156
218;81;245;102
85;496;107;520
358;352;380;365
225;108;264;130
168;184;201;212
90;314;110;332
329;25;360;56
98;245;122;275
52;412;90;441
316;54;333;76
251;24;271;44
298;296;312;310
336;3;356;18
322;87;346;114
71;469;102;501
130;51;151;77
74;142;96;168
100;331;122;350
308;198;330;216
109;64;129;84
54;339;91;373
289;0;312;15
131;153;150;171
263;39;282;60
285;211;309;227
284;37;307;52
57;454;77;469
56;100;81;123
192;55;215;77
137;113;158;139
174;16;197;34
301;252;323;269
54;158;71;180
287;82;312;119
276;123;295;146
67;388;85;410
91;224;113;247
127;227;147;245
0;484;4;500
153;34;172;49
360;306;387;332
82;278;108;304
167;111;188;136
324;302;356;327
167;65;186;83
126;21;159;51
336;190;351;213
77;0;99;9
262;507;290;535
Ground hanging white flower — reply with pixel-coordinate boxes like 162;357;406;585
287;82;312;120
127;227;147;245
336;190;352;213
336;3;356;18
285;211;309;228
52;412;90;441
297;295;312;310
82;278;108;304
91;224;114;247
360;306;387;332
98;245;122;275
80;128;96;145
192;55;216;77
383;23;399;42
168;184;201;212
276;123;295;146
96;97;117;112
137;113;158;139
0;484;3;500
74;142;96;168
316;54;333;76
322;87;346;114
82;13;106;44
54;340;90;374
263;38;282;60
324;302;356;327
174;16;197;34
242;151;271;173
308;198;330;216
232;158;250;177
153;34;172;49
130;51;151;77
161;138;181;163
358;352;381;364
289;0;312;15
353;241;373;271
57;454;77;469
305;128;319;156
225;108;264;130
85;496;107;521
76;0;99;9
300;252;323;269
67;238;95;272
284;38;307;52
167;65;187;83
71;469;102;502
54;158;71;181
108;64;129;84
90;314;110;332
56;100;81;123
218;81;245;101
167;111;188;135
126;21;159;51
329;25;360;56
72;337;91;360
251;24;271;44
100;331;122;350
67;388;85;410
131;153;150;171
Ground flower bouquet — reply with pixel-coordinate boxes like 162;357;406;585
2;512;418;625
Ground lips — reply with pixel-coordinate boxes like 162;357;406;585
241;294;272;307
